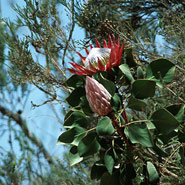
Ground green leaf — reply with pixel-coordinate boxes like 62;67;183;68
124;123;153;147
96;117;114;136
93;71;116;96
152;144;169;157
178;131;185;142
137;66;144;79
100;171;121;185
100;173;112;185
78;132;101;157
110;93;122;112
146;121;156;130
91;162;107;180
64;75;85;88
127;96;147;111
104;150;114;175
158;131;178;144
166;104;185;123
66;87;85;107
124;47;137;67
68;146;83;166
64;111;88;128
132;79;156;99
146;59;175;84
151;108;180;135
57;127;86;146
80;96;94;115
120;164;136;184
119;64;134;82
146;161;159;183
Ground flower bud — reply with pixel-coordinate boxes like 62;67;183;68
85;76;112;116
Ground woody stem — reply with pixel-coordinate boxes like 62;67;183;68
109;113;133;151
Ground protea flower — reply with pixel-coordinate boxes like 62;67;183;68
68;35;124;75
85;76;112;116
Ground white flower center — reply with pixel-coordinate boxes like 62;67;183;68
84;48;111;68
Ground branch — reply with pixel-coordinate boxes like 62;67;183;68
62;0;75;66
0;104;55;165
109;113;133;151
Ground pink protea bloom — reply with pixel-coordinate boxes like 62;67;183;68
68;35;124;75
85;76;112;116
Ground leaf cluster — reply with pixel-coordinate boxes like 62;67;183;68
58;49;185;184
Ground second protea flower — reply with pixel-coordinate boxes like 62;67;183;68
85;76;112;116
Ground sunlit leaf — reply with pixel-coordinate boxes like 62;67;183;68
96;117;114;136
64;111;88;128
57;126;86;146
124;123;153;147
137;66;144;79
119;64;134;82
68;146;83;166
147;161;159;183
104;150;114;174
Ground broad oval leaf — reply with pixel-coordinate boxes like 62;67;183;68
127;96;147;111
96;117;114;136
146;161;159;183
68;146;83;166
124;47;137;67
120;164;136;181
64;111;88;128
91;162;107;180
137;66;144;79
119;64;134;82
57;126;86;146
151;108;180;135
132;79;156;99
178;131;185;142
146;58;175;84
166;104;184;123
100;171;121;185
110;93;122;112
64;75;85;88
78;132;101;157
66;87;85;107
93;71;116;96
159;131;178;144
80;96;94;115
152;144;169;157
104;150;114;175
124;123;153;147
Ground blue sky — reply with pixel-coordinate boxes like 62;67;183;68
0;0;85;159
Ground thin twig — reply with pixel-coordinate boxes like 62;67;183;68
166;87;185;104
109;113;133;151
0;104;55;165
62;0;75;66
